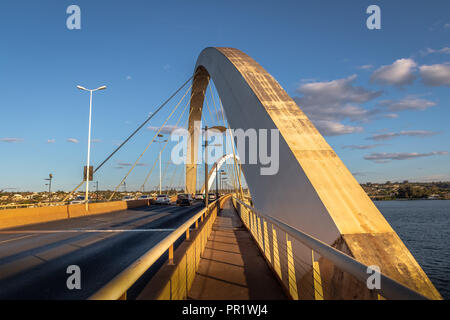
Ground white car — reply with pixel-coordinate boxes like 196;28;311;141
70;196;90;204
155;194;170;205
138;195;151;200
194;193;204;200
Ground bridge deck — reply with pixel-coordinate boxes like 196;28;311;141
188;199;287;300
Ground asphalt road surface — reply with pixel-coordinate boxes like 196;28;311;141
0;202;205;299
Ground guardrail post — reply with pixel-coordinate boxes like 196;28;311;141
263;220;271;264
286;234;299;300
186;227;190;240
118;292;127;300
168;244;174;265
312;250;324;300
195;219;199;229
257;217;263;248
272;226;282;280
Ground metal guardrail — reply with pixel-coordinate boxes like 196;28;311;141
89;198;221;300
232;197;428;300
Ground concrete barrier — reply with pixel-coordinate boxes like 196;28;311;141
0;199;150;230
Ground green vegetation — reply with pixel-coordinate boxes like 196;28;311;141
1;182;449;207
361;181;450;200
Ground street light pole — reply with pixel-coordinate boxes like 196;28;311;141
159;147;162;194
96;181;99;202
45;173;53;203
215;163;219;200
77;85;106;211
203;125;226;207
220;171;226;195
86;89;93;210
204;125;209;208
48;174;53;193
153;134;167;195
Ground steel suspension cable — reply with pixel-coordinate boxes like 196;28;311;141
208;83;221;124
167;163;180;191
218;97;244;197
62;74;196;203
203;90;216;125
108;84;192;200
140;95;191;191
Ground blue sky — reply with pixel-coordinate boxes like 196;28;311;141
0;0;449;191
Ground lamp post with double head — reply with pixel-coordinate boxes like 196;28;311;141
77;85;107;211
153;134;168;194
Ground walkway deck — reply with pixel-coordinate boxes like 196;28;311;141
188;199;287;300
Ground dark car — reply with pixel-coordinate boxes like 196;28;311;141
208;193;217;202
176;193;192;206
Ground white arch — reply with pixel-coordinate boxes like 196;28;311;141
183;47;440;299
200;153;240;194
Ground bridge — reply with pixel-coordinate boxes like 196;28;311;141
0;47;442;300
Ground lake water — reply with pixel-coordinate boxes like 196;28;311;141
374;200;450;299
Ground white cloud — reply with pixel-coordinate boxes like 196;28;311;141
67;138;79;143
358;64;373;70
0;137;23;143
367;130;439;141
417;174;450;182
117;162;147;167
147;124;183;134
312;120;363;136
294;75;382;122
421;47;450;55
370;58;417;86
91;139;102;143
383;113;399;118
47;139;56;143
293;75;381;136
419;63;450;87
378;97;436;111
364;151;448;162
342;144;383;150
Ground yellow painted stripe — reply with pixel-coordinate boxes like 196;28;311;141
312;250;324;300
286;235;299;300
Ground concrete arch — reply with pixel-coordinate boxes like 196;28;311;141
185;47;440;299
200;153;240;194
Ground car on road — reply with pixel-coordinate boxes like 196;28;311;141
194;193;204;200
155;194;170;205
70;196;91;204
177;193;193;206
138;195;151;200
208;193;216;201
122;196;134;201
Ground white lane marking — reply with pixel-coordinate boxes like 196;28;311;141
0;229;176;234
0;234;35;244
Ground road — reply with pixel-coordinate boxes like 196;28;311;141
0;202;205;299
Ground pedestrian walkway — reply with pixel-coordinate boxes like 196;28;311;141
188;198;287;300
